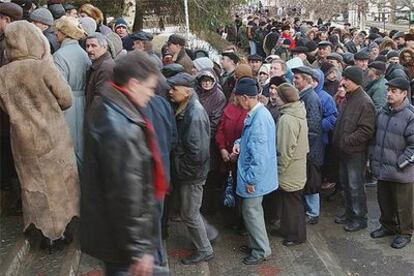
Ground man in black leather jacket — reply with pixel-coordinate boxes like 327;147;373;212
81;51;160;276
167;72;217;265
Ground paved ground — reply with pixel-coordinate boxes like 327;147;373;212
167;186;414;276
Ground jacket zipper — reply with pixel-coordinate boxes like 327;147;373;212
379;114;392;177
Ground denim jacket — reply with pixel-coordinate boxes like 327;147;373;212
236;104;278;198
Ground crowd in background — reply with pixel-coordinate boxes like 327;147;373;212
0;1;414;275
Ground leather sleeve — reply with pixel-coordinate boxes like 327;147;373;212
98;121;155;262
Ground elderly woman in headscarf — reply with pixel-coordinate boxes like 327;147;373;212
53;16;91;168
0;21;79;249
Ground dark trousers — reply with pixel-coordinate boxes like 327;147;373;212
279;189;306;243
377;180;413;237
338;152;368;223
105;263;129;276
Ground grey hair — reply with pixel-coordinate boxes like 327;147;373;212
86;32;108;48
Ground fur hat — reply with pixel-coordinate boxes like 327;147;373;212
405;28;414;41
79;4;104;24
235;64;253;79
54;16;86;40
277;83;299;103
342;66;364;86
30;8;54;26
0;2;23;21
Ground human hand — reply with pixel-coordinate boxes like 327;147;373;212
232;144;240;155
220;149;231;162
246;184;255;194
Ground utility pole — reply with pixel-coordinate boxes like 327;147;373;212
184;0;190;39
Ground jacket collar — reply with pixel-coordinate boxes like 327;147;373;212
385;97;410;114
91;51;111;70
61;38;79;48
346;86;364;99
100;84;145;125
299;86;314;100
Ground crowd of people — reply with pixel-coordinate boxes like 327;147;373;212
0;1;413;275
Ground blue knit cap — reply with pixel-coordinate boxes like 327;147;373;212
235;77;258;96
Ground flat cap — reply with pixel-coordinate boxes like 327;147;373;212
167;72;194;87
327;52;344;63
354;50;369;60
0;2;23;21
130;31;149;41
168;34;186;46
368;61;386;74
386;50;400;60
387;77;410;91
161;63;185;78
292;66;314;77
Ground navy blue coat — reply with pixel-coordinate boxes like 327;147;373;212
300;86;324;166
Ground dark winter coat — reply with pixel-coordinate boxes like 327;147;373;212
175;47;193;74
196;70;227;136
300;86;324;166
86;52;115;109
370;98;414;183
43;27;59;54
221;70;236;99
333;87;376;155
81;84;155;264
365;76;387;112
172;93;210;185
144;95;178;184
345;41;358;54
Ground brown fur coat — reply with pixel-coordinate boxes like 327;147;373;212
0;21;79;240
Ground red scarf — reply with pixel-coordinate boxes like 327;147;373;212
111;82;168;200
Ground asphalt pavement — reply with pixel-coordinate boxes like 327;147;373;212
168;186;414;276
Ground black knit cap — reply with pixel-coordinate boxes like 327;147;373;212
305;40;318;52
387;77;410;91
342;66;364;86
368;61;386;74
167;34;186;46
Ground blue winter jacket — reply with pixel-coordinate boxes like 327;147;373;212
300;86;324;166
313;69;338;145
236;104;278;198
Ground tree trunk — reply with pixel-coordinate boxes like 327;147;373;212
133;0;144;31
388;0;396;24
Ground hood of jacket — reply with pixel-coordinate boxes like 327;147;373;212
313;68;325;94
279;101;306;120
5;21;50;62
196;69;218;92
